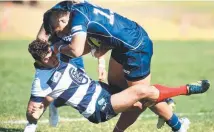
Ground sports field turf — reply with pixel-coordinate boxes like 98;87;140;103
0;40;213;132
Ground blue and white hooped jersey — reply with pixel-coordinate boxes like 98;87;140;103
69;3;148;51
31;61;102;118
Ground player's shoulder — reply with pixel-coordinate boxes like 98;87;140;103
34;68;53;80
72;2;94;13
51;1;73;11
31;69;54;97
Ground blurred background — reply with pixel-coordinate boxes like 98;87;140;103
0;1;213;132
0;0;214;40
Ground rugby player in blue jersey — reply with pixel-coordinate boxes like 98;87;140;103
24;1;103;131
26;40;209;132
40;1;198;132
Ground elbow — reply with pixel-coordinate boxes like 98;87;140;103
71;48;83;57
37;34;49;42
73;52;82;58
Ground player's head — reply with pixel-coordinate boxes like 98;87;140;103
28;40;59;68
43;9;70;35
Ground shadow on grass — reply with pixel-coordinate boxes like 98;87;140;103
0;127;42;132
0;127;23;132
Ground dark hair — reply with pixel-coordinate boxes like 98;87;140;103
43;10;53;35
43;1;74;35
28;40;50;61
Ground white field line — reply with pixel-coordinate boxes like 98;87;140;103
0;112;213;125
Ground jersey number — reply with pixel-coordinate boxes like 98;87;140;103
93;8;114;25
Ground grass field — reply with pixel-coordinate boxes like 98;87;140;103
0;40;214;132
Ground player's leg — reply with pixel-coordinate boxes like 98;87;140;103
108;38;180;132
107;56;128;93
110;80;210;114
91;81;205;124
125;37;185;131
108;54;147;132
109;48;181;132
123;36;208;132
156;98;176;129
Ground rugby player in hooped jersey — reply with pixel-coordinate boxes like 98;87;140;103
26;40;209;131
41;1;198;132
25;1;107;132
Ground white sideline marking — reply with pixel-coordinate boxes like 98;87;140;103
0;112;213;125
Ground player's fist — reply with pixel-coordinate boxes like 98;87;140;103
98;67;107;82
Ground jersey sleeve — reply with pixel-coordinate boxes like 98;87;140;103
31;69;53;98
70;9;89;36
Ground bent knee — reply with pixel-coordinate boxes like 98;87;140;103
133;84;155;98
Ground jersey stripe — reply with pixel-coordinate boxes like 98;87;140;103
81;83;102;118
77;82;96;113
66;79;90;107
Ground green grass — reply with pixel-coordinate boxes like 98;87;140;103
0;40;214;132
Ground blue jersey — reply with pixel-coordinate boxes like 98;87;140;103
70;3;148;51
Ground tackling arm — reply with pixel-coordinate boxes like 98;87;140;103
55;33;89;57
36;24;50;41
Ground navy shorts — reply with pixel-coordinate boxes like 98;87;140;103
30;95;44;102
111;36;153;81
88;82;117;123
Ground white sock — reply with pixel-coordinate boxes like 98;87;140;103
24;123;37;132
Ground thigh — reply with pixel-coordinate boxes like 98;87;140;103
108;53;128;91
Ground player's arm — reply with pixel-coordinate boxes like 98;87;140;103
36;24;50;41
26;98;42;124
90;46;109;81
97;55;107;82
54;7;91;57
26;96;54;122
55;33;90;57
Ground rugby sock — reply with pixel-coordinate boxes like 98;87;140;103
154;84;188;102
24;123;37;132
166;114;181;131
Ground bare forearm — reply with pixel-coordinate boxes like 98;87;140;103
26;96;53;123
36;24;49;41
59;42;90;57
60;45;80;58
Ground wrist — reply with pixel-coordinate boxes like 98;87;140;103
98;57;105;68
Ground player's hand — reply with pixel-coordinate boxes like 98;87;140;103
98;67;107;82
97;56;107;82
31;104;44;120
